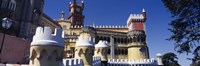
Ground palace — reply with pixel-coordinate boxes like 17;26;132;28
0;0;164;66
56;0;149;60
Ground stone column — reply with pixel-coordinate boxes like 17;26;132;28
110;36;114;59
94;40;108;66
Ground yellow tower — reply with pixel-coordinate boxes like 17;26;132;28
74;27;96;66
127;30;149;60
94;40;108;66
29;27;64;66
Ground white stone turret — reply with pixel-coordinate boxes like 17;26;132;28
75;28;95;66
156;53;164;66
29;27;64;66
31;27;64;47
94;40;109;66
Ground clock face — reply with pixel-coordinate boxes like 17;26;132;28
76;8;81;12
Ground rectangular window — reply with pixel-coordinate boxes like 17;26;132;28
63;25;67;30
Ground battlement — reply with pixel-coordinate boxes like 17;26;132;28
108;58;158;65
70;25;83;28
93;56;101;66
63;58;83;66
132;14;144;19
76;33;94;47
95;40;108;48
63;57;101;66
31;27;65;47
127;14;145;24
70;25;128;29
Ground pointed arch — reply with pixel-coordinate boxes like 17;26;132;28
1;0;8;8
30;49;37;64
52;50;58;61
40;49;48;60
9;0;16;11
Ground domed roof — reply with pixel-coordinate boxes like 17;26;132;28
156;53;162;57
76;33;94;47
127;30;145;36
95;40;108;48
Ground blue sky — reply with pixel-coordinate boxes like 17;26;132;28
44;0;192;65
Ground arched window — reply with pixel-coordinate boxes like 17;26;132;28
1;0;16;11
9;0;16;11
1;0;8;8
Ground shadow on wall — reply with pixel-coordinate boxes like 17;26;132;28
0;33;30;64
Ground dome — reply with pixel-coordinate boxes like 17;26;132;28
76;33;94;47
156;53;162;57
95;40;108;48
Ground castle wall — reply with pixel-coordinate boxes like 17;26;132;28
0;33;30;64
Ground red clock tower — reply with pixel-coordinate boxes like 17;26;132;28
127;9;147;31
68;0;85;26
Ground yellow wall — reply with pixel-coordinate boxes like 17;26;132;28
58;21;72;35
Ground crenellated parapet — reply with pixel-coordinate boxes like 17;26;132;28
127;9;146;25
70;25;128;29
31;27;65;47
84;25;128;29
70;25;83;28
76;31;95;47
108;58;157;65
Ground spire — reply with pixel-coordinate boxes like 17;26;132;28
69;1;72;5
81;0;84;3
61;11;65;20
73;0;76;4
92;22;95;27
81;0;84;8
142;8;146;19
142;8;145;12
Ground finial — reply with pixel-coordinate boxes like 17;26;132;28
81;0;84;3
142;8;145;12
73;0;76;4
92;22;95;27
69;2;72;4
61;11;65;20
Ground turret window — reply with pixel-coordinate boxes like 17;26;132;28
1;0;8;8
1;0;16;11
63;25;67;30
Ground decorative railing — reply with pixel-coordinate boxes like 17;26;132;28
108;59;158;66
62;56;101;66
